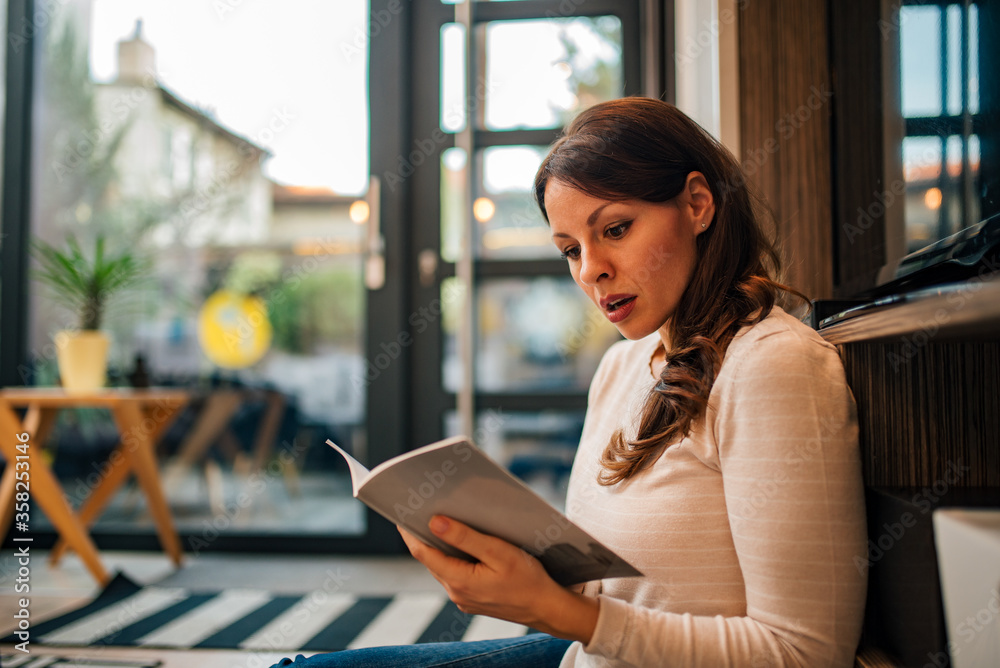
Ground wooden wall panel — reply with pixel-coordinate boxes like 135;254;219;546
839;340;1000;488
737;0;834;300
829;0;891;297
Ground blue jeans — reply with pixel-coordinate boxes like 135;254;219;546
268;633;572;667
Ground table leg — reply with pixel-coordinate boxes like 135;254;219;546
111;402;184;566
3;406;61;539
0;401;109;586
50;402;185;565
48;452;131;566
251;390;286;471
171;391;243;468
0;463;15;540
23;405;59;450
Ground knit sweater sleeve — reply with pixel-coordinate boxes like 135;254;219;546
578;327;868;667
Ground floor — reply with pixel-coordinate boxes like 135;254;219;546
0;548;441;667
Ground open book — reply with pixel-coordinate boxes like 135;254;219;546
327;436;642;586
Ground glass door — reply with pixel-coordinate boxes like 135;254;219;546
409;0;642;510
16;0;405;552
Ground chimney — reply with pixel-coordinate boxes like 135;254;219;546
117;19;155;84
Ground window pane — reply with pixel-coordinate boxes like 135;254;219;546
444;410;585;510
901;6;942;117
483;16;622;130
441;147;467;262
443;277;620;393
441;276;467;392
946;4;962;116
476;145;559;260
903;136;943;251
901;135;976;252
441;23;466;132
28;0;370;539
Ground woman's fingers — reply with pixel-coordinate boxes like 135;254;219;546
399;518;536;592
398;525;476;578
397;522;563;628
426;516;517;568
397;526;422;554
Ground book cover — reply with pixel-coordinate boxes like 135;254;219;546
328;436;642;586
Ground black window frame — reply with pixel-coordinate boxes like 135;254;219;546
900;0;985;246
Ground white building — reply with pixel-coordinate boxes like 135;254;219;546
95;21;273;248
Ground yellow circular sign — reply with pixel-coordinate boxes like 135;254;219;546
197;290;273;368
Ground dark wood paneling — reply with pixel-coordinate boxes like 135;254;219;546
737;0;834;300
839;340;1000;488
829;0;888;297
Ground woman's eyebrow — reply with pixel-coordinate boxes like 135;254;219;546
552;202;615;239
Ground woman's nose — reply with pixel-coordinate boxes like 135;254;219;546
579;246;612;286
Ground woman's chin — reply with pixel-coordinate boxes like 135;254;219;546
614;322;657;341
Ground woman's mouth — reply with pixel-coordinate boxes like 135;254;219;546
603;296;636;323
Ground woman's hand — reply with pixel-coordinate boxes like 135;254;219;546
399;516;599;644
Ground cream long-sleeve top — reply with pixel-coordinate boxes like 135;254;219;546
559;306;868;668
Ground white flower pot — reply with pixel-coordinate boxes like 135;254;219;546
54;330;110;391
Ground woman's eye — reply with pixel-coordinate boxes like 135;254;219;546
560;247;580;261
606;222;631;239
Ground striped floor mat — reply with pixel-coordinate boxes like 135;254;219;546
0;573;530;652
0;656;160;667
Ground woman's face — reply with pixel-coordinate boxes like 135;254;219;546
545;175;713;342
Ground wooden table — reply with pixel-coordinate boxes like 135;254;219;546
0;387;189;585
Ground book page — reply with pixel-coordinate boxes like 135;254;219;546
326;440;370;497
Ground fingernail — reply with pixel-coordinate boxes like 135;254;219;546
430;516;449;534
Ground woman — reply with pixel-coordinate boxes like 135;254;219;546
272;97;867;667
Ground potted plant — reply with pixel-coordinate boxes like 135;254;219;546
32;234;148;391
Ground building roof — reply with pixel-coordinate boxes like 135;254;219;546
156;84;273;157
96;78;273;158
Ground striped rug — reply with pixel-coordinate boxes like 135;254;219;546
0;656;160;667
1;574;531;653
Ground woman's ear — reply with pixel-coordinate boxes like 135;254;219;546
682;171;716;234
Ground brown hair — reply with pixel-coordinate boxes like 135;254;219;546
534;97;804;486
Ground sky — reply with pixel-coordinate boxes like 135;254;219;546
90;0;370;195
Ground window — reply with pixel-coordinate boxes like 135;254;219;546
899;2;983;252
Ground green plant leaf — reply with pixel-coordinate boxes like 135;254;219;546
31;233;148;331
